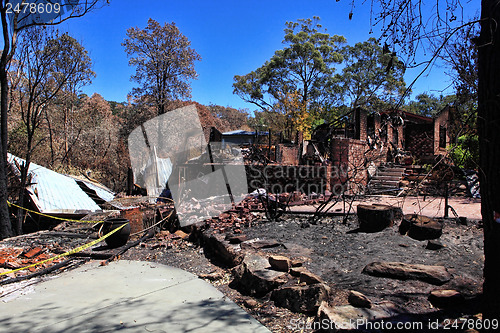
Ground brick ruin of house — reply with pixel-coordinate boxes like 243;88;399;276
242;106;452;195
170;105;452;198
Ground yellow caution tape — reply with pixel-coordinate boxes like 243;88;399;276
8;196;174;224
0;222;128;277
7;201;105;224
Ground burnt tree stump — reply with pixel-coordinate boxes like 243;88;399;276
399;214;443;240
357;204;395;232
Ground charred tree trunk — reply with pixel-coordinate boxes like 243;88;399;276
0;65;12;240
478;0;500;321
0;4;13;240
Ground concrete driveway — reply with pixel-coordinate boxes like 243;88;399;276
0;260;270;333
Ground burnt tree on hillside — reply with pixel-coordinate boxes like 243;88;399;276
0;0;108;240
122;19;201;116
10;27;94;235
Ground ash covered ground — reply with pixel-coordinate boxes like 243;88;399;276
122;212;484;332
243;215;483;313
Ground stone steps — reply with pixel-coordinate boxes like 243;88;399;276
377;171;405;177
367;164;405;194
369;179;400;186
373;174;402;180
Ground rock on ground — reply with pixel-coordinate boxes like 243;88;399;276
348;290;372;308
231;253;287;296
268;255;291;272
201;230;243;267
299;269;325;285
362;261;452;285
290;266;308;277
316;301;400;332
428;289;465;308
271;283;330;314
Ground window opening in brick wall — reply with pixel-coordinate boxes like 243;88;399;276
439;125;447;148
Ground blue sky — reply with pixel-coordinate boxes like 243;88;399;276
56;0;479;112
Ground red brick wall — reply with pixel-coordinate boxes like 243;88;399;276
330;138;387;193
405;123;434;160
358;108;367;141
276;144;299;165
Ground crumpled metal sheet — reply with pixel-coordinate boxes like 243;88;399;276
8;153;112;214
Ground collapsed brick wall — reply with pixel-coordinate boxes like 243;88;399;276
276;144;299;165
178;163;338;196
330;138;387;193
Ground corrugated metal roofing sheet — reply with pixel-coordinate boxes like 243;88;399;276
80;180;115;203
67;175;116;203
8;153;108;215
142;147;173;198
222;130;269;136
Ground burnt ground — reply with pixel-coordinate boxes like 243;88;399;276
0;193;485;332
243;215;483;312
121;212;484;332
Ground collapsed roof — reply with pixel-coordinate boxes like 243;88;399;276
8;153;115;216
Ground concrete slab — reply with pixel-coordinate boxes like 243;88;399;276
291;196;481;220
0;260;270;333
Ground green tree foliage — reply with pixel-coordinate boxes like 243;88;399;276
122;18;201;115
443;23;478;108
442;23;478;144
449;134;479;170
405;93;455;117
233;17;345;113
334;37;406;110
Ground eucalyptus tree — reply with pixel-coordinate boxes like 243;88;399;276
405;93;455;117
335;37;406;111
122;18;201;116
10;27;93;234
208;104;250;131
233;17;345;113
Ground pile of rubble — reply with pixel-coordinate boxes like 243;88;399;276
0;246;64;278
177;193;481;332
137;229;191;252
0;230;94;281
198;190;326;233
202;201;260;234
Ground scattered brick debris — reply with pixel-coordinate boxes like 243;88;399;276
23;247;43;259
